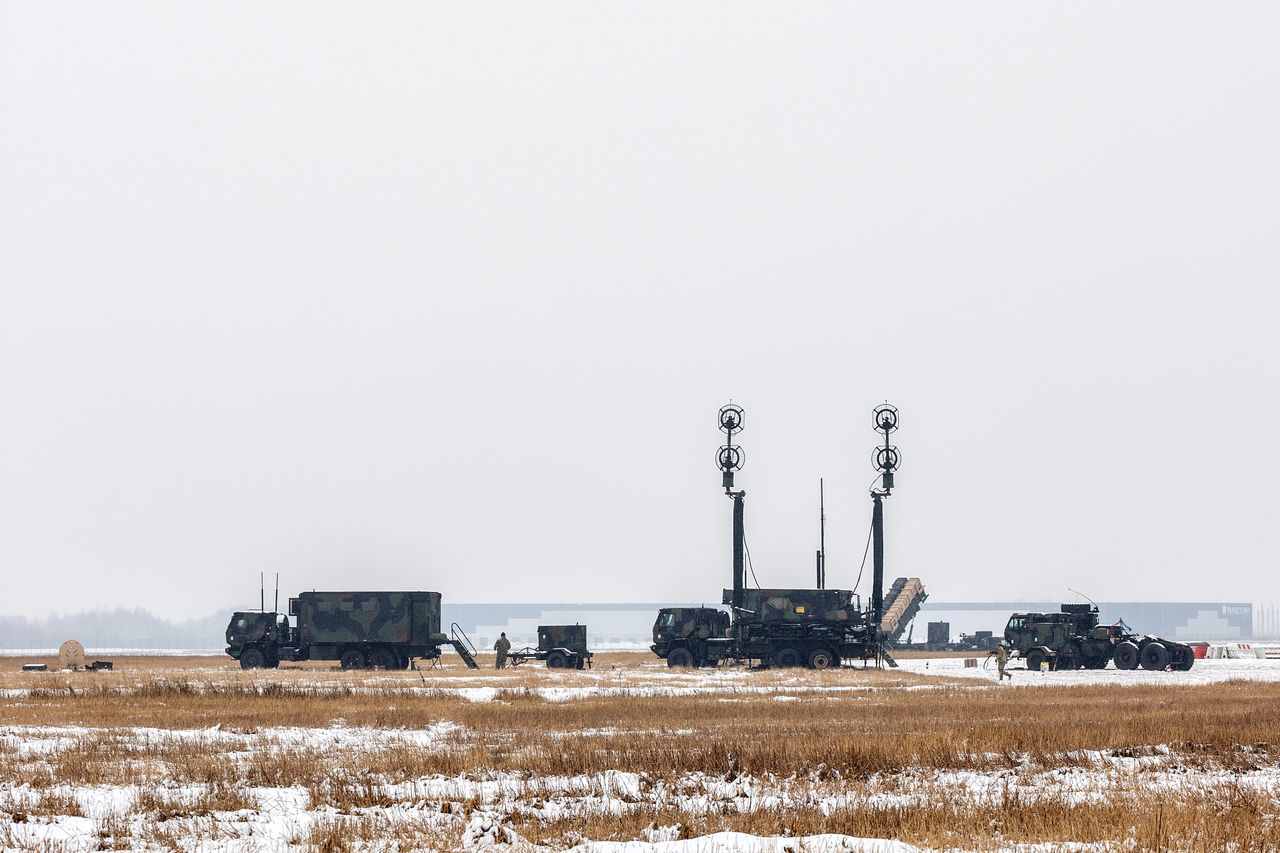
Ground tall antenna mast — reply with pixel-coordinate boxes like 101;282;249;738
816;479;826;589
869;403;901;666
274;573;279;614
717;403;747;625
260;572;265;612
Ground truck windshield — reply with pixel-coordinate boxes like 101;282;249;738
658;612;677;629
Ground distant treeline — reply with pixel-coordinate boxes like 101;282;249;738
0;607;232;651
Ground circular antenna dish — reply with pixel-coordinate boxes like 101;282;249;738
718;404;745;434
716;444;745;471
873;445;901;472
59;640;85;671
873;403;898;434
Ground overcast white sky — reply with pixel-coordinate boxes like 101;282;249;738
1;3;1277;620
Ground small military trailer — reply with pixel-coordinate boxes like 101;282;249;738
509;625;594;669
651;588;872;669
1004;604;1195;672
226;590;477;670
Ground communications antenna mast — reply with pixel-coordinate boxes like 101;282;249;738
869;403;901;665
815;479;826;589
717;403;746;621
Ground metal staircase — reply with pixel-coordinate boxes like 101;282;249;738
450;623;480;669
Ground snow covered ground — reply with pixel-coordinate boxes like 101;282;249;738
4;656;1280;850
3;719;1276;851
896;655;1280;686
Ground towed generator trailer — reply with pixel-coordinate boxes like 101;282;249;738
508;624;594;669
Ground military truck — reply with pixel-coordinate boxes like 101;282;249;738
1004;604;1195;672
652;607;732;667
225;590;478;670
651;588;873;669
508;625;594;669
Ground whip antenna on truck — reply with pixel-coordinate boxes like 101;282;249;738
1068;587;1099;609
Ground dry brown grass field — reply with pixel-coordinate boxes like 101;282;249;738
1;653;1278;850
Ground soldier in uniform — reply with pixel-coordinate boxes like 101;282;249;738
494;632;511;669
995;642;1012;681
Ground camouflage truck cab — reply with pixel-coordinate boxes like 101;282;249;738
225;611;293;669
651;607;732;668
510;624;594;669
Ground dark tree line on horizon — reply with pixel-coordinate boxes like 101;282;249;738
0;607;231;651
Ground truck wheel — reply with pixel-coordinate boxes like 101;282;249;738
239;648;266;670
666;648;695;668
808;648;837;670
1113;641;1140;670
1140;642;1170;671
1025;649;1045;671
1176;653;1195;671
546;651;568;669
373;648;398;670
771;647;801;668
340;649;366;670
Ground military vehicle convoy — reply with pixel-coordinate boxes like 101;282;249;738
1004;603;1195;672
225;590;479;670
508;624;594;669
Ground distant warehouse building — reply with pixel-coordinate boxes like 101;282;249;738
916;602;1254;643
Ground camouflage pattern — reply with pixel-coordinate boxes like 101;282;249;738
509;624;593;668
538;624;589;654
1004;604;1195;672
225;591;449;668
722;588;857;623
650;607;733;666
224;611;293;667
226;612;272;646
294;591;441;646
653;607;730;643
